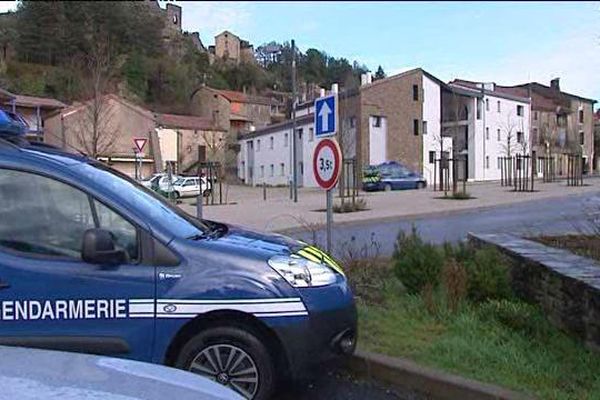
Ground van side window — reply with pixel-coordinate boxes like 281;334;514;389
0;168;139;262
0;169;95;258
94;200;139;261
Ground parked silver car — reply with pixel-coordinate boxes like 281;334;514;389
0;346;242;400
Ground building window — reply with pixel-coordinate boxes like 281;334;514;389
517;105;524;116
422;121;428;135
257;139;261;152
270;164;274;177
413;119;419;136
485;98;490;111
497;100;501;113
476;100;482;120
349;117;356;128
517;131;523;144
532;128;539;145
280;163;285;176
284;133;289;147
372;116;382;127
260;165;264;177
485;156;490;169
579;109;584;124
497;128;501;141
413;85;419;101
534;111;538;121
485;127;489;140
269;136;274;149
297;128;303;140
309;127;314;142
580;131;585;145
429;151;436;164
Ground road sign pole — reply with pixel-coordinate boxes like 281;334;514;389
291;39;298;203
326;189;333;253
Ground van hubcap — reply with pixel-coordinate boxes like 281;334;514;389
189;344;259;399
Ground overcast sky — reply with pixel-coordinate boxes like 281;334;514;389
2;1;598;102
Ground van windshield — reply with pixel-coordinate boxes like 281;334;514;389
76;161;209;239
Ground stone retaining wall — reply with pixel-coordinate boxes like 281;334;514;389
469;233;600;352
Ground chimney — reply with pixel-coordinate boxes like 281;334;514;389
361;74;367;86
366;72;372;84
550;78;560;90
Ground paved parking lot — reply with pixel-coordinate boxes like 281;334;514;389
180;178;599;232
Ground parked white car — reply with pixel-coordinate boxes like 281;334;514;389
141;173;180;192
166;176;211;199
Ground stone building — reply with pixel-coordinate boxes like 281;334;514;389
210;31;255;64
190;86;284;140
492;79;596;175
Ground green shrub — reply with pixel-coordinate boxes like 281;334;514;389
476;299;552;339
464;246;512;302
393;227;444;294
345;258;404;305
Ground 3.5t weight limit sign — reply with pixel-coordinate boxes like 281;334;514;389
313;138;341;190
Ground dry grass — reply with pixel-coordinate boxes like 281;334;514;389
534;234;600;262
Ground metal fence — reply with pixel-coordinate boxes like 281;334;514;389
566;154;584;187
537;156;557;183
339;158;359;204
433;157;467;195
499;155;535;192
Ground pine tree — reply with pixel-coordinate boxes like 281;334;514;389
374;65;386;81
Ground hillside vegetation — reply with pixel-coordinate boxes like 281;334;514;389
0;1;382;114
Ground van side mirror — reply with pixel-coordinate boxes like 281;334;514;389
82;229;126;265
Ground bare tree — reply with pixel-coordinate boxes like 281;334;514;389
74;39;117;158
500;112;518;157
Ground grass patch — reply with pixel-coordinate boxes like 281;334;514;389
349;230;600;399
435;192;476;200
358;294;600;400
534;234;600;262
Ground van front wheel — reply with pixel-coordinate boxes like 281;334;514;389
175;326;275;400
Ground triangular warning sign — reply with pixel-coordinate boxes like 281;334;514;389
133;137;148;153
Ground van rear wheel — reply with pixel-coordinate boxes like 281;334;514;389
175;326;275;400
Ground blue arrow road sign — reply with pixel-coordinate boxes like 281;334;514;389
314;95;337;137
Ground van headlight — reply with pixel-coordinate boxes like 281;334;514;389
268;255;337;287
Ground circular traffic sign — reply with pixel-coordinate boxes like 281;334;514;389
313;138;342;190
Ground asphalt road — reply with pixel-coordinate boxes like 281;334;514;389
277;367;424;400
290;190;600;259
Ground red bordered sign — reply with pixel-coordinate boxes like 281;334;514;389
313;138;342;190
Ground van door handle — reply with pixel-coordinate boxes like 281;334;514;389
0;281;10;290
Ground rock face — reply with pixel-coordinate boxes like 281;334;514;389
469;233;600;352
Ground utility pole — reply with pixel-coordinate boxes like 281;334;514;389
291;39;298;203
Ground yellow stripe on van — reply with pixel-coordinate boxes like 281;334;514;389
297;246;345;276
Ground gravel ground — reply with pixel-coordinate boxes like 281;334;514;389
276;366;427;400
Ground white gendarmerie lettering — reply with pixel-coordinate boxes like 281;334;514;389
0;299;129;321
0;298;308;321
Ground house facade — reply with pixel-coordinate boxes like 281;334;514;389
492;79;596;175
190;86;285;140
44;95;223;178
1;89;66;142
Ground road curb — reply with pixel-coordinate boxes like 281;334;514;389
347;350;535;400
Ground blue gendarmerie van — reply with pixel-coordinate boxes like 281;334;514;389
0;111;357;400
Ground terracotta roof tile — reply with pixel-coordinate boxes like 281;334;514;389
4;94;66;109
156;113;224;131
